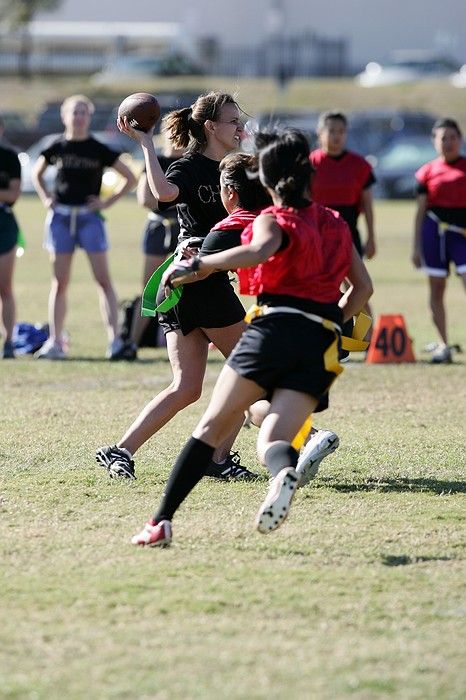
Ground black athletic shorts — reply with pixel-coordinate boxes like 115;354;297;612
143;215;179;256
227;312;342;412
0;209;19;255
157;273;246;336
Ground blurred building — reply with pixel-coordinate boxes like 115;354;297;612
0;20;347;77
35;0;466;69
0;0;464;78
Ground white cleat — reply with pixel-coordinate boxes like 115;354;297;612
296;429;339;487
255;467;299;534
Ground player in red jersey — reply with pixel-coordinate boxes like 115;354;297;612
310;110;375;345
131;129;373;547
310;110;376;259
413;118;466;363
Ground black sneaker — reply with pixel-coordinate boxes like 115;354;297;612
2;340;15;359
95;445;136;479
109;340;138;362
205;451;259;481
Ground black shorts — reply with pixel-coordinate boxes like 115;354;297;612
143;216;179;256
0;209;19;255
157;273;246;336
227;313;342;412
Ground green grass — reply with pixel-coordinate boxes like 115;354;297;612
1;197;465;699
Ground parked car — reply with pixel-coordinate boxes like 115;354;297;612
242;110;320;152
368;134;437;199
346;109;436;156
35;100;116;135
355;51;459;87
450;64;466;87
18;131;142;194
0;110;31;150
91;54;203;87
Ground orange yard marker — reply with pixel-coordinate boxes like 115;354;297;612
366;315;415;363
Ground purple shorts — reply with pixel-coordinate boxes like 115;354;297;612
421;214;466;277
44;208;108;254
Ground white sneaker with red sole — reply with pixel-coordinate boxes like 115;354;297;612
131;519;172;547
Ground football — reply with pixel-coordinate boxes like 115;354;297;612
117;93;160;132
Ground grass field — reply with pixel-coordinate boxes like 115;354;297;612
1;196;465;699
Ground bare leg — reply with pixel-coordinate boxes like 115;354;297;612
460;272;466;295
0;248;16;343
203;321;248;462
193;365;268;447
48;253;73;343
256;389;317;465
428;275;448;344
87;251;119;342
246;399;271;428
118;328;209;455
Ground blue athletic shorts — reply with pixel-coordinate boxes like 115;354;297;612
421;215;466;277
44;209;108;254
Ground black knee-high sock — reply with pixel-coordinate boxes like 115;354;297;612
154;437;214;522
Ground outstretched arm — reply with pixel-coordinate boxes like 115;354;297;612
162;213;282;288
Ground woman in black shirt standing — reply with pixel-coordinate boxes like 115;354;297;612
32;94;136;360
97;92;259;481
0;115;22;359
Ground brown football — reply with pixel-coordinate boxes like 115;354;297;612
117;92;160;132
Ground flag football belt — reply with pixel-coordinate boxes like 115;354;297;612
427;210;466;236
141;238;203;317
141;253;182;316
245;304;342;334
54;204;92;238
246;304;371;352
340;311;372;352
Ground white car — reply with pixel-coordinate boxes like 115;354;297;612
356;52;459;87
450;64;466;87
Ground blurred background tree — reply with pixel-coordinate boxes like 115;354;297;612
0;0;62;78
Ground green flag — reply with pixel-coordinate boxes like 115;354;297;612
141;254;184;317
16;228;26;258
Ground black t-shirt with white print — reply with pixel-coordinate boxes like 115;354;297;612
41;136;120;205
159;152;226;241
